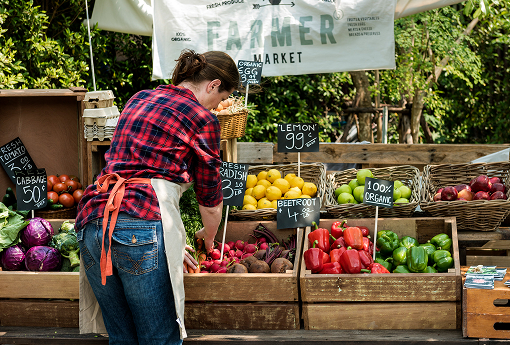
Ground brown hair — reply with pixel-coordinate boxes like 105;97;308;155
172;49;239;92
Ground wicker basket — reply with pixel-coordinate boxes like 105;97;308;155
34;206;77;220
229;162;327;221
217;110;248;140
420;162;510;231
324;165;421;219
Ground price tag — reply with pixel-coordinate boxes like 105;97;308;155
220;161;249;207
0;137;37;184
363;177;394;208
277;197;320;229
14;168;47;211
237;60;263;86
277;123;319;152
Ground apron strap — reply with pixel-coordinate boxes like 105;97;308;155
95;173;152;285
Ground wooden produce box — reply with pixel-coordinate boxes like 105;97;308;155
300;217;461;330
184;220;303;330
0;219;79;328
466;240;510;267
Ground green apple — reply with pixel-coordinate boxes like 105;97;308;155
334;184;352;197
348;179;360;191
394;180;404;189
393;187;402;201
337;192;355;204
352;198;359;204
353;185;365;203
399;185;412;200
356;169;373;185
394;198;409;204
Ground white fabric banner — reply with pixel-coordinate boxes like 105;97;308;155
152;0;397;79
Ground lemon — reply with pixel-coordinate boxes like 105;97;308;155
284;173;297;183
284;190;301;199
256;179;271;188
290;176;305;189
290;186;302;196
300;195;311;198
246;174;258;189
266;186;282;201
242;204;257;210
266;169;282;183
271;200;278;209
252;185;266;200
245;187;253;196
243;195;257;207
257;171;268;181
302;182;317;197
272;178;290;194
257;198;272;209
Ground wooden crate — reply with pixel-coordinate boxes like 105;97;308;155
183;220;303;330
466;240;510;267
300;217;461;330
463;272;510;339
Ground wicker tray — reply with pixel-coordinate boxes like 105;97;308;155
217;110;248;140
324;165;421;218
420;162;510;231
34;206;77;220
229;162;327;221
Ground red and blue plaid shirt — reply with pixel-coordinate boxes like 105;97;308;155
76;84;223;230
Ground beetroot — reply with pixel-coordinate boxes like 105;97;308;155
240;255;258;270
227;263;249;273
249;260;270;273
271;258;293;273
254;250;266;260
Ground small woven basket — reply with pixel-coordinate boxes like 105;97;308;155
34;206;77;220
217;110;248;140
420;162;510;231
229;162;327;221
324;165;421;218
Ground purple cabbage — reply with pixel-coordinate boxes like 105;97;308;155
25;246;61;271
1;244;26;270
21;217;54;248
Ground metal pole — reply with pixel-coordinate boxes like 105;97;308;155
84;0;97;91
382;106;388;144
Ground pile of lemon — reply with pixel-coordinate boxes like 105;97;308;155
242;169;318;210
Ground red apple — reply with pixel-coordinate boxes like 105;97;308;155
490;191;506;200
433;192;442;202
457;189;473;201
470;175;492;193
457;197;468;201
489;176;502;185
490;182;506;195
454;184;471;192
473;191;490;200
436;187;444;194
441;186;458;201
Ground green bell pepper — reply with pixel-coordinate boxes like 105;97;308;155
399;236;419;249
419;242;436;265
420;266;438;273
374;256;393;272
432;249;454;272
392;265;411;273
406;246;428;273
392;246;408;267
376;230;399;255
430;233;452;251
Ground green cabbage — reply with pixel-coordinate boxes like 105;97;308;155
0;202;29;253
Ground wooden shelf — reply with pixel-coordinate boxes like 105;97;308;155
84;140;111;187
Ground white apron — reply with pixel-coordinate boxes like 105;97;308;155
79;179;192;340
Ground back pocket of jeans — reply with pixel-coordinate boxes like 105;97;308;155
111;224;157;275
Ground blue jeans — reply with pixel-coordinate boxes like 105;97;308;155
77;213;182;345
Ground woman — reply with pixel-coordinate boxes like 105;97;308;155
76;49;239;344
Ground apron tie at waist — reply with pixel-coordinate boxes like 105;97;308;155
95;173;152;285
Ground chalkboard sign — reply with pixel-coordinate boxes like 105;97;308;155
14;168;47;211
237;60;263;86
363;177;394;208
0;137;37;184
277;197;321;229
220;161;249;207
277;123;319;152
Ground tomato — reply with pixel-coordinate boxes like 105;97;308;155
48;175;60;186
47;180;53;192
76;182;83;190
53;182;68;194
59;192;75;208
65;180;79;193
69;175;81;183
59;174;70;183
73;189;84;204
47;191;59;204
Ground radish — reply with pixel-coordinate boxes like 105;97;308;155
234;249;243;259
227;241;235;249
257;237;267;244
216;267;227;273
259;242;269;250
230;257;240;264
210;249;221;260
215;241;230;253
244;243;257;254
210;262;220;273
220;259;229;267
241;253;253;260
201;260;213;270
235;240;245;251
228;249;236;257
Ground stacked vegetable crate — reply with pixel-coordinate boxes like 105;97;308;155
184;220;303;330
0;219;79;328
300;217;461;330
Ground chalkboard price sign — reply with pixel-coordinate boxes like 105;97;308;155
363;177;394;208
277;123;319;152
220;161;249;207
14;168;47;211
237;60;263;86
277;197;321;229
0;137;37;184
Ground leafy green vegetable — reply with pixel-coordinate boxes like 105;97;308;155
0;202;29;253
50;232;80;267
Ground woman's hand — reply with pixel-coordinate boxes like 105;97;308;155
183;245;198;273
195;227;216;253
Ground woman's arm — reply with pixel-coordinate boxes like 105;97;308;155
195;201;224;253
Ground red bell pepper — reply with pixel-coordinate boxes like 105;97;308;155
343;226;363;250
339;247;362;274
358;226;370;237
330;220;346;239
308;222;330;253
330;234;346;251
368;262;390;274
362;236;374;255
358;250;374;268
319;262;343;274
330;247;346;264
304;240;324;273
322;251;331;264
